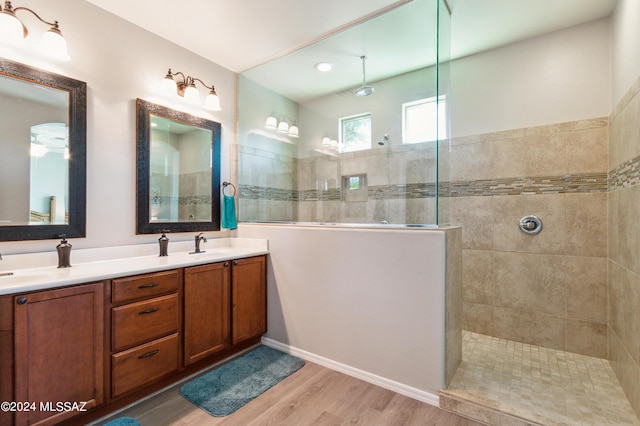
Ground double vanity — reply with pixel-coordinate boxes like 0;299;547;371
0;237;268;426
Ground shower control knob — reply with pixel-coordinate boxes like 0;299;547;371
519;215;542;235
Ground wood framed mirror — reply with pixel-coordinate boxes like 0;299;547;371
136;99;221;234
0;58;86;241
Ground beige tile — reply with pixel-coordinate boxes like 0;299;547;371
490;138;527;179
446;227;463;264
446;331;640;426
566;126;608;174
494;194;566;255
565;319;607;358
617;185;640;275
565;193;607;257
608;261;640;366
609;189;620;265
494;252;565;316
462;249;495;305
388;148;436;184
524;134;566;177
450;196;495;250
450;141;494;181
446;258;463;338
493;307;565;350
462;302;494;336
565;256;607;324
609;327;640;419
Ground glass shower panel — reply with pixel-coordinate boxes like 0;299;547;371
437;0;452;225
237;0;446;226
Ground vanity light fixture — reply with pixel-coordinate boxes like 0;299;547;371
0;1;70;61
161;68;221;111
264;114;299;138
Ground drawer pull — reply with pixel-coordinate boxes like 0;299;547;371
137;349;159;359
138;282;159;289
138;307;160;315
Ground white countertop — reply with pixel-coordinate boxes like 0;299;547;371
0;238;269;295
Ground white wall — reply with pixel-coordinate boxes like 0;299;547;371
451;18;611;138
611;0;640;105
238;223;447;401
1;0;236;255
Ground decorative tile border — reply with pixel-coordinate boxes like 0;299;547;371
447;173;608;197
239;172;608;203
609;154;640;191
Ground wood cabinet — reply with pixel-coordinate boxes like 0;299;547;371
0;254;266;425
109;270;181;398
184;255;267;365
183;262;231;365
13;283;104;426
231;256;267;345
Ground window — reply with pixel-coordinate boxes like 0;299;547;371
340;112;371;152
402;96;447;144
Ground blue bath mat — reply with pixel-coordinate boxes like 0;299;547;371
103;417;140;426
180;346;305;417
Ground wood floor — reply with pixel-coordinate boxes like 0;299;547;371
95;360;483;426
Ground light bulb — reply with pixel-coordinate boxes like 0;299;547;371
0;10;24;45
183;84;199;104
288;126;299;137
41;28;70;61
265;116;277;129
204;91;221;111
277;121;289;134
322;137;331;146
160;75;177;95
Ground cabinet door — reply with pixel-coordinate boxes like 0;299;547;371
14;283;104;426
232;256;267;345
183;262;230;365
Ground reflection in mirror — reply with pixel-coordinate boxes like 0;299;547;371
0;58;86;241
149;115;212;223
136;99;221;234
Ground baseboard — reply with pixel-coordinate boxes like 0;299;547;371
261;337;440;407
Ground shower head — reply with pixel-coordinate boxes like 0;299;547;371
355;56;374;97
355;86;374;97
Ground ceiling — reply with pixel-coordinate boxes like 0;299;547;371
86;0;618;102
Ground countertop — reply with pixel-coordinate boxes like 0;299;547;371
0;237;269;295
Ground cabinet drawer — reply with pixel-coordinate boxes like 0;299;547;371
111;333;179;398
112;270;179;303
112;294;178;351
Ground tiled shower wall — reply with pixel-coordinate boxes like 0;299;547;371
238;142;440;225
609;76;640;416
448;118;609;358
296;143;438;224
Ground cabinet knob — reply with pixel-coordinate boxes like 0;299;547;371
17;297;27;305
224;262;229;267
233;260;239;266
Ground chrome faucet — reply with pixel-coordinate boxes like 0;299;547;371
191;233;207;254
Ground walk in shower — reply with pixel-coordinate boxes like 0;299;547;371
237;0;640;424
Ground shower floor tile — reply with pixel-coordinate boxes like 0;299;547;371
442;331;640;426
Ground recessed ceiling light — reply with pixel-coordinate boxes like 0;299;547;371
315;62;333;72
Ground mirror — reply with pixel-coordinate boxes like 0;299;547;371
136;99;221;234
0;58;86;241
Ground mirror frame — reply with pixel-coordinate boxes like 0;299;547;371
0;58;87;242
136;98;221;234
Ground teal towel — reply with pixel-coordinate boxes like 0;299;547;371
222;194;237;230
